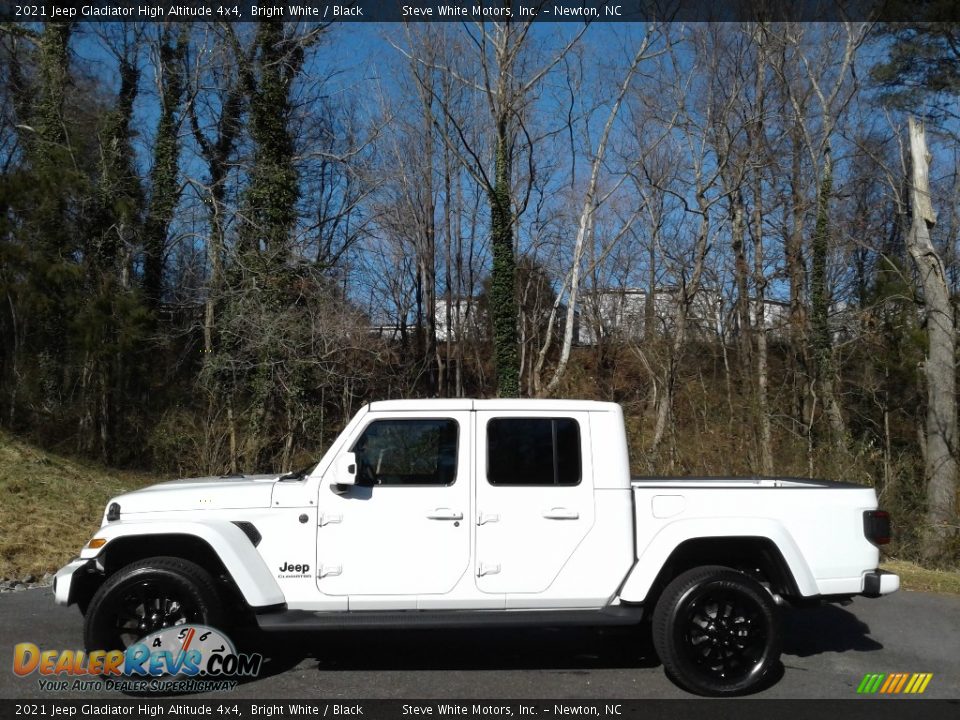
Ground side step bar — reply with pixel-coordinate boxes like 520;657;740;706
255;605;645;632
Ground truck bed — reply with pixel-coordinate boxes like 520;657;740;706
630;476;865;489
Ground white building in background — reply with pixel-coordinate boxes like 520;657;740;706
371;288;821;346
435;297;485;342
575;287;792;346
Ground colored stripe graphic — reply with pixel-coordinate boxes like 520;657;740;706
858;673;933;694
893;673;909;693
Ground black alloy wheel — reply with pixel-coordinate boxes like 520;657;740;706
84;556;223;652
111;578;199;647
652;565;782;696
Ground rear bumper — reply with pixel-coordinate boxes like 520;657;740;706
52;559;93;606
862;569;899;598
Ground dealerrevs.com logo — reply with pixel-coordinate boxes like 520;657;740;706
13;625;262;693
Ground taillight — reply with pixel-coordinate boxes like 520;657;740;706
864;510;891;545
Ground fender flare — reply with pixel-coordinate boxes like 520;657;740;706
82;520;285;608
618;518;818;602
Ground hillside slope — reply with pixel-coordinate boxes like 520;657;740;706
0;431;158;579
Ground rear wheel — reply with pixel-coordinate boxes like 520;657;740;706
652;565;781;696
83;556;223;652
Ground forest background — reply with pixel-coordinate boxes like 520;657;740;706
1;15;959;569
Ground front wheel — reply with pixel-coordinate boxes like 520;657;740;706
83;556;223;652
651;565;781;696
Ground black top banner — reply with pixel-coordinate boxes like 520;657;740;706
2;0;960;23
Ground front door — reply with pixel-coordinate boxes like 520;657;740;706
474;411;595;595
316;412;471;599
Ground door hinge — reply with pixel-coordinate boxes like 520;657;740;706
477;562;501;577
319;564;342;578
319;513;342;527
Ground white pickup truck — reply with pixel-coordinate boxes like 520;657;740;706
54;399;898;695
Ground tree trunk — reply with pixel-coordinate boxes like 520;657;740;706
787;122;809;426
810;147;846;450
490;124;519;397
752;205;773;477
907;117;958;566
144;25;188;309
750;30;772;476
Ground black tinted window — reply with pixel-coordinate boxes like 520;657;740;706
487;418;581;486
351;419;458;486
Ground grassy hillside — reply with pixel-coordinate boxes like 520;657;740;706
881;559;960;595
0;430;158;579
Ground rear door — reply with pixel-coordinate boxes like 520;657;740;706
474;411;594;594
316;412;471;600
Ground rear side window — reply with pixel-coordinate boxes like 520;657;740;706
487;418;581;486
351;419;459;486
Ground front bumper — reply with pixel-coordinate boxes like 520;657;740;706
863;569;900;598
52;559;93;606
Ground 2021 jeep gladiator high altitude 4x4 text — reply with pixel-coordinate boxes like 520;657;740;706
53;399;898;695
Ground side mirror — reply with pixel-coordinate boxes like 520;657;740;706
333;452;357;492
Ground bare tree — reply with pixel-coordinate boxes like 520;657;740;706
536;27;665;397
775;22;869;451
906;117;958;565
399;23;587;397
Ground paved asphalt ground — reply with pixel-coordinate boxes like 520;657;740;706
0;587;958;700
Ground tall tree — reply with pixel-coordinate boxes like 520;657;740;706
143;24;188;309
906;117;958;566
237;22;306;260
402;23;587;397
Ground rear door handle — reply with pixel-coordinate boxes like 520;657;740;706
542;507;579;520
427;508;463;521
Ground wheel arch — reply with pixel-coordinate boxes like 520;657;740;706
619;522;818;605
77;521;285;612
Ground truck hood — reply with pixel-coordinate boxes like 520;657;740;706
106;474;279;516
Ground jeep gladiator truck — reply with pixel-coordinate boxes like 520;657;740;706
54;399;898;695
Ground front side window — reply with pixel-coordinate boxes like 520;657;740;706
487;418;581;486
350;419;458;486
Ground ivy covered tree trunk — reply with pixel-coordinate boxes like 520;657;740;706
239;22;301;261
28;23;74;271
231;21;314;468
489;125;519;398
33;23;71;174
81;41;145;461
144;25;188;309
810;148;846;449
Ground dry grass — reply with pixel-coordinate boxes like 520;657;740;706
0;430;158;579
881;559;960;595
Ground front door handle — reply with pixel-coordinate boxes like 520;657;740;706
427;508;463;521
542;507;579;520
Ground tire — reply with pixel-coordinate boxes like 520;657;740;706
83;556;224;652
651;565;781;696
